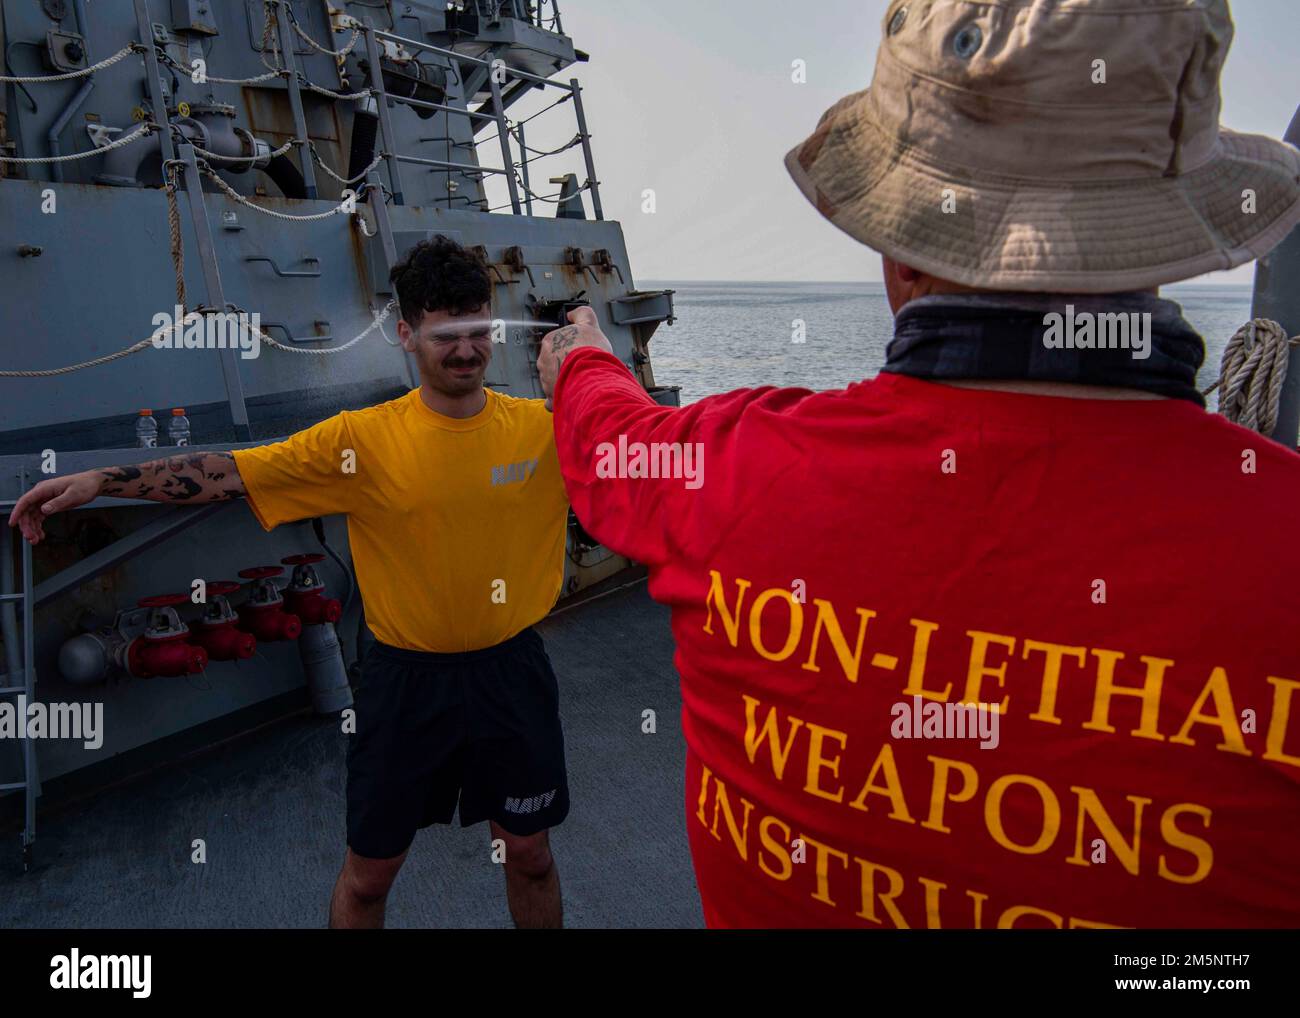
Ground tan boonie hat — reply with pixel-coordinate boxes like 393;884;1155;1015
785;0;1300;293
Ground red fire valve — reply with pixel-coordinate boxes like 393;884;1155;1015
192;625;256;661
128;636;208;678
193;580;257;661
282;554;341;625
283;589;342;625
129;593;209;678
235;566;303;642
237;603;303;642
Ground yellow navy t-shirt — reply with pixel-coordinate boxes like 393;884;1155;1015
232;387;567;652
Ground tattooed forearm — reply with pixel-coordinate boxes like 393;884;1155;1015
91;452;244;504
549;325;583;361
100;465;143;485
161;474;203;500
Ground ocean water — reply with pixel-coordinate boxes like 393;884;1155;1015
641;281;1255;406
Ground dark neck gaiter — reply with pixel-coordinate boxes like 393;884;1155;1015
882;292;1207;406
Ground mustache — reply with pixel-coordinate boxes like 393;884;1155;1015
442;355;484;369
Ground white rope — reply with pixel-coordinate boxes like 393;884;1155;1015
0;303;399;376
0;122;154;164
204;68;284;85
518;176;593;204
192;139;295;166
510;130;582;159
0;43;139;83
156;48;285;85
0;312;206;377
288;17;361;58
1205;318;1300;436
302;79;373;101
310;142;383;186
200;164;358;221
251;301;398;355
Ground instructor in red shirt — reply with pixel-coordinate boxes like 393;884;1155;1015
539;0;1300;928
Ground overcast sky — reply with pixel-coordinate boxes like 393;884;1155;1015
500;0;1300;285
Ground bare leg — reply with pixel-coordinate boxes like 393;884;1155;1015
329;846;408;929
489;822;561;929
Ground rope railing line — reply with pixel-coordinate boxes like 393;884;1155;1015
248;300;398;355
0;312;206;377
204;68;285;85
190;138;296;166
0;42;142;83
486;171;585;212
0;301;399;376
1204;318;1300;437
511;91;573;128
301;78;374;101
0;122;156;164
309;142;384;186
155;50;285;86
286;10;362;58
199;162;366;221
510;130;582;159
517;175;592;204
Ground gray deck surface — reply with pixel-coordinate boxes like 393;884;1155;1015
0;581;704;928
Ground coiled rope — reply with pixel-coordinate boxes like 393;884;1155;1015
258;0;283;74
163;161;188;311
1203;319;1300;437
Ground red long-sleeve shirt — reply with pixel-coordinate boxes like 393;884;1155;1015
552;347;1300;929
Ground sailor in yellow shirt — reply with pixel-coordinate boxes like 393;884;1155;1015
9;237;570;929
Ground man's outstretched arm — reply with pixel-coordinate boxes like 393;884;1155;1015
539;307;806;568
8;452;245;544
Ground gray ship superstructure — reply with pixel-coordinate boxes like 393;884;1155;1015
0;0;677;870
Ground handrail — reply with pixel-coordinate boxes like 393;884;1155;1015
386;93;496;120
393;154;505;176
49;7;598;219
371;27;571;90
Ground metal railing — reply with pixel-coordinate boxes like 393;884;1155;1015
5;2;594;220
367;23;601;219
457;1;566;33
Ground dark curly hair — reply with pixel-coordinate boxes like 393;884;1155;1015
389;235;492;326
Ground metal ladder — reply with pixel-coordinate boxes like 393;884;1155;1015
1;468;39;872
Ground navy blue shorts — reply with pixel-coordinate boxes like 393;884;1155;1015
345;626;569;859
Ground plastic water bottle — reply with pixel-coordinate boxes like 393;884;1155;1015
166;408;190;446
135;409;158;448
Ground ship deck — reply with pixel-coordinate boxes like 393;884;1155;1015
0;581;703;928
